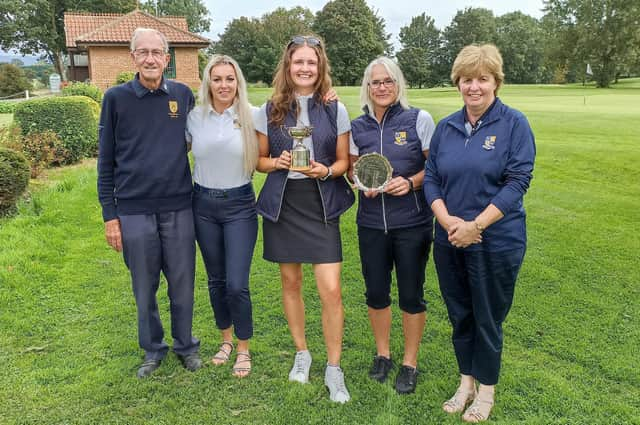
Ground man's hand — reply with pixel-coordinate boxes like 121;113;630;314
105;219;123;252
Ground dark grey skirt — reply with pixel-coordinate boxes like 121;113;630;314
263;178;342;264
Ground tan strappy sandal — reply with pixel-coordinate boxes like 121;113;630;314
211;341;234;366
462;393;494;423
443;387;477;413
232;351;251;378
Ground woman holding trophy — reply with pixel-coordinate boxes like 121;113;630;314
254;35;354;403
349;56;436;394
185;54;259;377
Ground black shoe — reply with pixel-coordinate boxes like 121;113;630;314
137;359;161;378
368;355;393;383
395;365;418;394
178;352;203;372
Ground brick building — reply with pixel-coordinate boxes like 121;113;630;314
64;10;210;90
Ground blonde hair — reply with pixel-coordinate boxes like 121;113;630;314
359;56;409;113
269;35;333;126
130;28;168;52
198;54;258;175
451;44;504;95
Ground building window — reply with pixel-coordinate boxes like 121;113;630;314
164;47;176;79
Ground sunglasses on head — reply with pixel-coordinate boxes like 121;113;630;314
288;36;322;49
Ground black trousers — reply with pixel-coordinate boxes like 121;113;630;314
358;224;432;314
434;243;525;385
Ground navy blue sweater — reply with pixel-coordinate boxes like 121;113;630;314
97;76;194;221
423;98;535;251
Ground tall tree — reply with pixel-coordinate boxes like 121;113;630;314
0;0;136;79
442;7;496;73
396;13;441;88
543;0;640;87
313;0;391;86
495;12;546;83
212;7;314;84
141;0;210;33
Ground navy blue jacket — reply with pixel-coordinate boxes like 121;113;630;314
256;96;354;222
351;103;432;231
97;76;194;221
423;98;536;251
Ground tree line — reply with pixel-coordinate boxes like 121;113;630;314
1;0;638;88
213;0;640;88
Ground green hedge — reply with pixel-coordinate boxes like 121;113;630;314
0;147;30;216
115;71;135;85
13;96;99;164
0;101;16;113
61;81;103;103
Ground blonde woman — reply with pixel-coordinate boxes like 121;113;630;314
186;54;259;377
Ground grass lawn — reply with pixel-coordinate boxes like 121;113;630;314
1;82;639;424
0;113;12;127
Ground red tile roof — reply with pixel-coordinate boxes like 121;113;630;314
64;10;209;49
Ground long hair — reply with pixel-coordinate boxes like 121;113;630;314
359;56;409;114
198;54;258;175
269;35;332;127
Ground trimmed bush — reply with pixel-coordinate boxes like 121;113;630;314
61;81;103;103
115;71;135;85
13;96;99;164
0;147;30;216
0;101;17;114
0;125;68;177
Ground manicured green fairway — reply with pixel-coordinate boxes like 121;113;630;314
0;113;12;127
1;81;638;424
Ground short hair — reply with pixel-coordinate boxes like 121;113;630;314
451;44;504;95
359;56;409;113
197;54;258;175
130;28;168;53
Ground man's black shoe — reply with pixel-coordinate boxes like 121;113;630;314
178;352;203;372
137;359;161;378
395;365;418;394
368;355;393;383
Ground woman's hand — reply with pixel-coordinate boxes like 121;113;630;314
273;150;291;170
383;176;411;197
448;221;483;248
301;160;330;179
323;88;339;103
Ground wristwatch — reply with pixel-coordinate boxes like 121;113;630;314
320;166;333;181
474;220;485;232
404;176;414;191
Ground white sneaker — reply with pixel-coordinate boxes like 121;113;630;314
289;350;312;383
324;365;351;403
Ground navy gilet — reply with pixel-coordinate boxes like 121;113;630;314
256;96;355;222
351;103;433;231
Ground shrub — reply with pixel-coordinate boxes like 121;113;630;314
61;81;103;103
0;64;32;97
13;96;99;164
0;125;68;177
115;71;135;85
0;101;17;114
0;147;30;216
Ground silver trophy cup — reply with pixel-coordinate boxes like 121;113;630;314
286;126;313;171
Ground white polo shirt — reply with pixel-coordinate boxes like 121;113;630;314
186;104;259;189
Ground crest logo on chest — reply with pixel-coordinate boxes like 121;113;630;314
394;131;407;146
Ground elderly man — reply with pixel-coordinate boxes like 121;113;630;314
97;28;202;378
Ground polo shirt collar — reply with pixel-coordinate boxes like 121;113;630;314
206;103;236;117
132;73;171;98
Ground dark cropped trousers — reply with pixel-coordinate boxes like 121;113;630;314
120;208;200;361
434;243;525;385
193;182;257;340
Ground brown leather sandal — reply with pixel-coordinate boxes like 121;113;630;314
232;351;251;378
210;341;234;366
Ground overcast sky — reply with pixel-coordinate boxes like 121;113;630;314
202;0;545;44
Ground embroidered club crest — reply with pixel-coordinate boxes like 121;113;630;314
394;131;407;146
168;100;179;118
482;136;496;150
